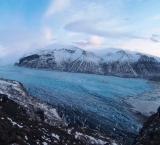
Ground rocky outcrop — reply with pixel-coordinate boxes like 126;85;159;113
0;94;64;145
133;114;160;145
0;78;62;125
149;76;160;82
0;78;119;145
133;56;160;77
15;47;160;77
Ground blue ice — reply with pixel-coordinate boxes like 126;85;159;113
0;65;155;140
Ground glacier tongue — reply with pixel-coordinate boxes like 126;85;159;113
0;65;156;143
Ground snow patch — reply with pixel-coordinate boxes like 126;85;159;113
112;142;118;145
75;132;107;145
7;117;23;128
67;129;72;134
25;135;28;140
42;142;48;145
52;133;60;140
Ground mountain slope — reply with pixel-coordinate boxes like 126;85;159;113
15;47;160;77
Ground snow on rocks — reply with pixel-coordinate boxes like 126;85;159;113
51;133;60;140
75;131;107;145
7;117;23;128
0;78;62;125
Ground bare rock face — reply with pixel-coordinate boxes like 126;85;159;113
132;55;160;76
149;76;160;82
133;114;160;145
15;47;160;77
0;78;119;145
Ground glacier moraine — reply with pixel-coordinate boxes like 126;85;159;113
0;65;159;142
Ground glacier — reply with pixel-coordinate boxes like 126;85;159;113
0;65;159;142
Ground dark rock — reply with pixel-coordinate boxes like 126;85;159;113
149;76;160;82
35;109;44;120
18;54;40;66
0;93;119;145
24;128;31;132
133;114;160;145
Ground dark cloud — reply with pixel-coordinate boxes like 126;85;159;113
51;38;57;41
152;34;159;37
123;17;130;21
64;20;144;39
150;37;159;42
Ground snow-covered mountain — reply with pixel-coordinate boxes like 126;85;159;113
15;46;160;77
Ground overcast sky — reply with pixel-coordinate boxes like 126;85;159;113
1;0;160;64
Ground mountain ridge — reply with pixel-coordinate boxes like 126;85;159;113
15;46;160;77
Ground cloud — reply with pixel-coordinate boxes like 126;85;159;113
44;27;52;39
44;0;70;18
43;26;57;41
0;28;58;65
150;37;159;42
68;2;106;22
152;34;159;37
0;44;18;65
90;36;104;45
153;14;160;20
73;36;104;48
64;20;144;40
0;45;8;57
119;38;160;57
150;34;160;42
122;17;130;21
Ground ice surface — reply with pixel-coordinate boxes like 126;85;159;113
0;65;157;140
128;98;160;116
127;82;160;116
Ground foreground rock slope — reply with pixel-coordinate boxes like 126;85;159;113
15;47;160;77
0;78;119;145
133;114;160;145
